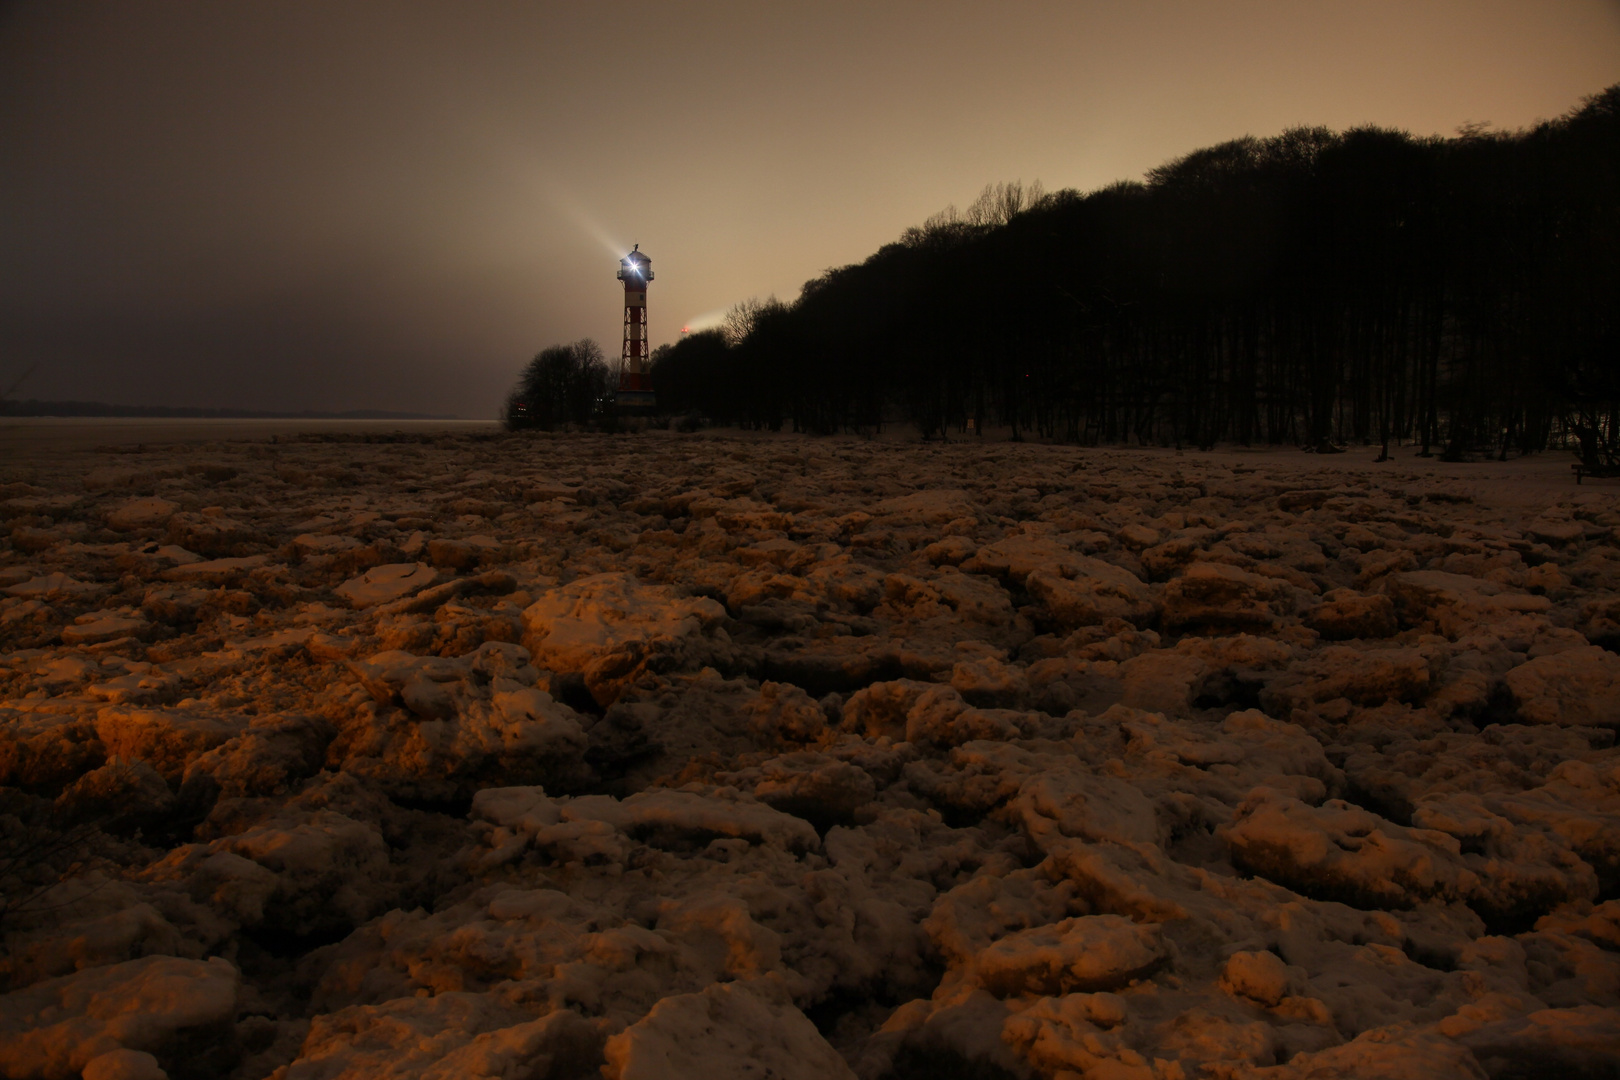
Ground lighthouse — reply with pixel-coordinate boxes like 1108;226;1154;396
615;246;657;412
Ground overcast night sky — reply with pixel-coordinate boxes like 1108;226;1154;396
2;2;1617;419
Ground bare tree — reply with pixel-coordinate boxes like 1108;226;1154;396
964;180;1046;226
722;296;781;348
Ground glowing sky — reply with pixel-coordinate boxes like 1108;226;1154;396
2;2;1617;417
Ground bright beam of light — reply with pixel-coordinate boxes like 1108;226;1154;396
561;203;632;261
682;308;728;333
534;175;631;260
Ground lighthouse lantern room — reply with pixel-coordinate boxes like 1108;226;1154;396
615;246;657;413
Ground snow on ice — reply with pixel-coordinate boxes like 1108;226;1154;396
0;431;1617;1079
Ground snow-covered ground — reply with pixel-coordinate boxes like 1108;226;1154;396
1;430;1615;1079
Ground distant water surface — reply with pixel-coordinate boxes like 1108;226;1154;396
1;417;500;454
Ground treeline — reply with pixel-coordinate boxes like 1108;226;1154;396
650;86;1620;460
504;340;612;429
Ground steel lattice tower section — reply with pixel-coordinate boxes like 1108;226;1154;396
615;246;656;412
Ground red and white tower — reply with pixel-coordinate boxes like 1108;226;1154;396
615;246;656;411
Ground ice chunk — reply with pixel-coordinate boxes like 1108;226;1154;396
752;751;877;822
158;555;269;584
1253;1022;1489;1079
1161;561;1290;632
1305;588;1398;640
155;810;391;936
968;914;1167;996
105;498;180;532
333;562;437;608
94;707;246;784
1459;1006;1620;1080
602;980;855;1080
55;760;175;833
1013;767;1162;848
1504;646;1620;728
563;788;818;852
292;533;364;556
426;534;502;570
871;489;978;525
61;612;152;647
80;1049;166;1080
334;650;588;801
285;994;599;1080
0;955;237;1079
962;534;1087;582
1387;569;1552;638
179;713;334;800
924;869;1084;964
3;573;100;601
745;681;827;743
1261;646;1432;711
1118;650;1211;715
521;572;725;705
1219;949;1303;1006
1222;788;1478;909
1026;560;1157;629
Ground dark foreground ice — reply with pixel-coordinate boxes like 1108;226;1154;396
1;430;1616;1079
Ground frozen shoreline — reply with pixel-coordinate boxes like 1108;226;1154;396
0;430;1616;1078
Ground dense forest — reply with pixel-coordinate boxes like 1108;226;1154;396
646;85;1619;460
